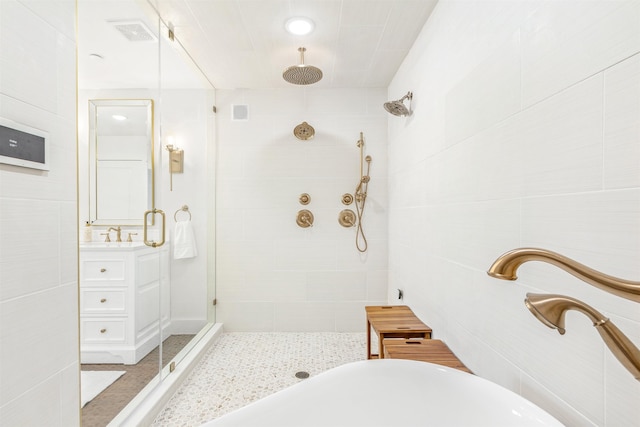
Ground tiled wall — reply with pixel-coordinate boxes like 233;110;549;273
388;1;640;426
215;88;388;331
0;1;79;425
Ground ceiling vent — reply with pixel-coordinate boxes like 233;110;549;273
110;20;157;42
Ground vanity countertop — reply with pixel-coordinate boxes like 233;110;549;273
80;242;150;251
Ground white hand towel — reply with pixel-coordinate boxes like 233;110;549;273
174;220;198;259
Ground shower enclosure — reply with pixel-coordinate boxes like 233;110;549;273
77;0;216;422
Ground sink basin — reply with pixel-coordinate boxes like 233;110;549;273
202;359;563;427
80;241;147;249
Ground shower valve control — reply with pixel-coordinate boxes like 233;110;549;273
299;193;311;205
296;209;314;228
339;209;356;228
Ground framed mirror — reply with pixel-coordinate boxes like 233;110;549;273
88;99;154;225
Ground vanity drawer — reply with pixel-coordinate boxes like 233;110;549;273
81;319;126;343
80;289;126;314
81;259;126;283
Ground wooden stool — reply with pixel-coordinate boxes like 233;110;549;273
383;339;473;374
365;305;432;359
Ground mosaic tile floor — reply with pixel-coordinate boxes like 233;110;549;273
152;332;369;426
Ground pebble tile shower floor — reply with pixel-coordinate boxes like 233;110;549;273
153;332;368;426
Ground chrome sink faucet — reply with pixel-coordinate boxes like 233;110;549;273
107;226;122;242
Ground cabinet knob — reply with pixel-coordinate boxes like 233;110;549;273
100;328;107;334
100;268;107;273
100;298;107;303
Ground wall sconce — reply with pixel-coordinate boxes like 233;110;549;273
165;144;184;191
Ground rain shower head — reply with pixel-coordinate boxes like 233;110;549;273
283;47;323;85
384;92;413;116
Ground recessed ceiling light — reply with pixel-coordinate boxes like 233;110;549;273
112;115;127;121
285;17;314;35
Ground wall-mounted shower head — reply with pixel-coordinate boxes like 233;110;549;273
384;92;413;116
283;47;323;85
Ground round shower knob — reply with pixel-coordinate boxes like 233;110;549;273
339;209;356;227
299;193;311;205
296;209;314;228
342;193;354;205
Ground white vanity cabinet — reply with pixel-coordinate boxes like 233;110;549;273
79;243;170;364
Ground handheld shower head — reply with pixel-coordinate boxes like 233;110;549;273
384;92;413;116
525;293;640;380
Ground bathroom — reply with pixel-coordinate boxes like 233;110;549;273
1;0;639;426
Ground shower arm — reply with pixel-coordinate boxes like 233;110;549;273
298;47;306;65
487;247;640;303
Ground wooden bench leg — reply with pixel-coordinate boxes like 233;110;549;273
366;318;372;359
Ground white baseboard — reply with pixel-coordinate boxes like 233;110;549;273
109;323;224;427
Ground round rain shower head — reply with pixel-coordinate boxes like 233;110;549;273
384;92;413;116
283;47;323;85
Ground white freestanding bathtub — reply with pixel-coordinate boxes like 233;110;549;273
201;359;563;427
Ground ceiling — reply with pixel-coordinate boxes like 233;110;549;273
78;0;438;90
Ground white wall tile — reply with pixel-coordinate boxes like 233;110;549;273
0;0;78;419
445;33;521;146
521;0;640;107
603;315;640;426
604;53;640;189
388;1;640;425
273;302;335;331
0;368;76;426
0;2;58;113
0;283;78;404
217;302;274;332
0;199;60;301
216;88;388;331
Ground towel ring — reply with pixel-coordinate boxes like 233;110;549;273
174;205;192;221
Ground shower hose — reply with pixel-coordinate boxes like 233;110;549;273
355;181;368;253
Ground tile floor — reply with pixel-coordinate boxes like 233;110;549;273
82;335;194;427
152;332;369;426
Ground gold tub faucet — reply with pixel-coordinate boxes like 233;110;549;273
487;247;640;380
487;247;640;303
525;293;640;380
